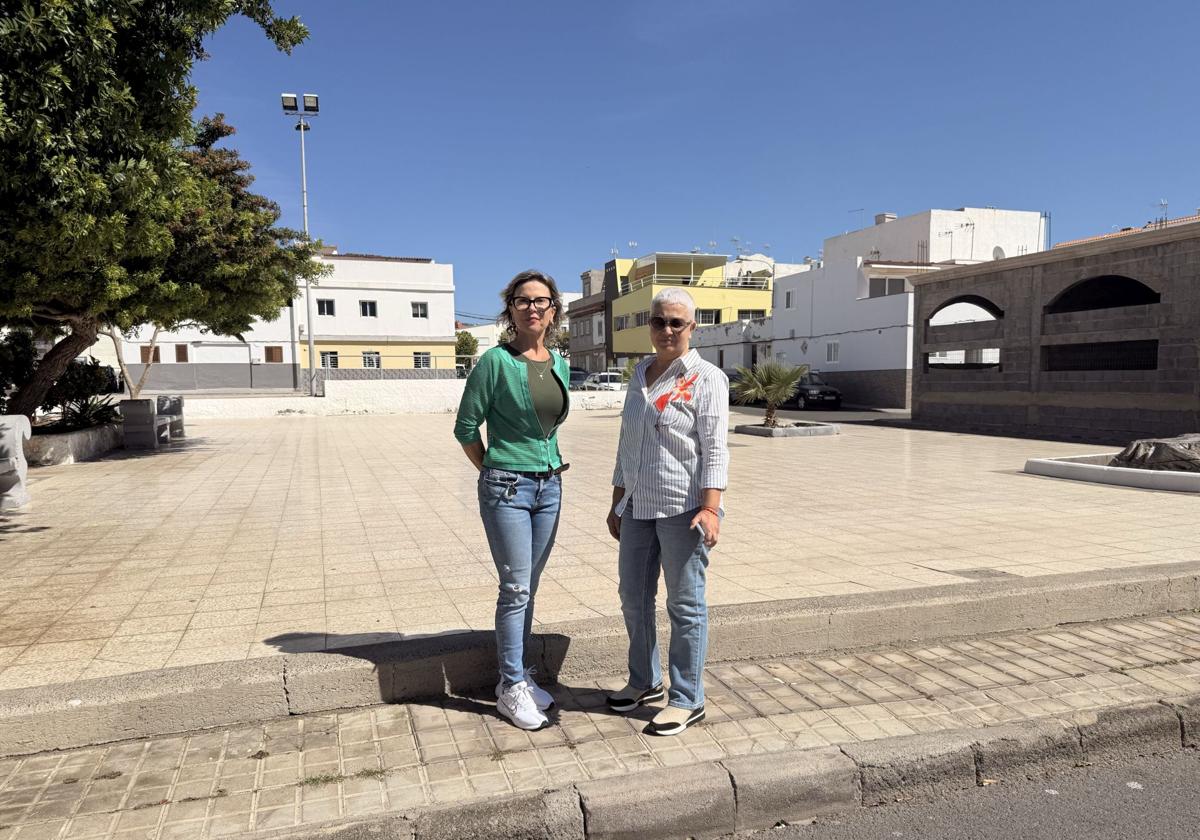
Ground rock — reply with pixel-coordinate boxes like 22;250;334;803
1111;434;1200;473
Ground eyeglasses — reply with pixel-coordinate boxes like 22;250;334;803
511;296;554;312
649;316;692;332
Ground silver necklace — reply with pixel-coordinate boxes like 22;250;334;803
532;359;549;379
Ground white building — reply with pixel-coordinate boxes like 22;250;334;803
692;208;1047;407
106;249;456;391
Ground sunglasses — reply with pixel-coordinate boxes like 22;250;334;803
649;316;692;332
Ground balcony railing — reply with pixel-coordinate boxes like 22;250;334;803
620;273;771;294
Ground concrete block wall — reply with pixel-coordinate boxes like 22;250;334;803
911;224;1200;442
821;369;910;408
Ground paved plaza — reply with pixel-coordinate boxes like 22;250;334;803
0;611;1197;839
1;410;1197;691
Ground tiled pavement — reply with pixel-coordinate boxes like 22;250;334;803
1;411;1198;691
0;611;1198;839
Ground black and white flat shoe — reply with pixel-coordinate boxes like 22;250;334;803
605;683;665;713
644;705;705;736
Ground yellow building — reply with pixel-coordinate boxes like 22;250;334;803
610;252;772;362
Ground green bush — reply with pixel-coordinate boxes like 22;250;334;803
0;330;37;414
42;358;119;414
730;362;807;428
57;396;120;432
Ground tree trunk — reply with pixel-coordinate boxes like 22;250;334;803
764;404;778;428
107;326;133;397
129;326;160;399
5;321;100;419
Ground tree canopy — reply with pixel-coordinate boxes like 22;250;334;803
0;1;315;417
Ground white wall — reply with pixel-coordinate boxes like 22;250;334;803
304;257;455;340
183;380;626;418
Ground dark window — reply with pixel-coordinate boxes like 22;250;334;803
1045;276;1161;314
1042;340;1158;371
411;302;429;318
264;346;283;363
140;345;161;363
317;299;335;316
174;344;188;363
320;351;339;368
360;300;378;317
930;295;1005;321
868;277;887;298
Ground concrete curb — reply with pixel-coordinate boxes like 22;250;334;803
1024;453;1200;493
2;561;1200;756
268;694;1200;840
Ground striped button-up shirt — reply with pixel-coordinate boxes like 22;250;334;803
612;349;730;519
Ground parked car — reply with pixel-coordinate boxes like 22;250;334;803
583;372;625;391
785;371;842;409
568;367;589;390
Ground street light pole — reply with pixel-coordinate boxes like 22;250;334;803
282;92;320;396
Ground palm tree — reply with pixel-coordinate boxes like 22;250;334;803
729;362;807;428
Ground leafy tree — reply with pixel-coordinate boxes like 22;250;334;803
0;329;36;414
545;326;570;357
730;362;807;428
455;330;479;367
0;1;311;417
105;114;329;398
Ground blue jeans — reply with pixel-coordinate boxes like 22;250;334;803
477;468;562;688
618;508;710;710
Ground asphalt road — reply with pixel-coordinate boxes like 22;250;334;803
747;750;1200;840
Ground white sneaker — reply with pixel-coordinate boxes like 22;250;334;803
496;668;555;711
496;681;549;731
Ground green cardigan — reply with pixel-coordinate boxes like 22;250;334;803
453;345;570;472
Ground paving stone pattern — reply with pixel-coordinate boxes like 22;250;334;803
0;612;1199;839
1;412;1198;691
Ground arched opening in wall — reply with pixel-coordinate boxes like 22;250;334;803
1044;275;1160;314
929;295;1003;326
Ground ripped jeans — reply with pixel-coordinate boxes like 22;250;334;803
477;468;562;688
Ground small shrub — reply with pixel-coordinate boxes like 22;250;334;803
730;362;807;428
58;396;120;431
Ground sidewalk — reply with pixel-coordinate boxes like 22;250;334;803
3;413;1198;692
0;611;1197;840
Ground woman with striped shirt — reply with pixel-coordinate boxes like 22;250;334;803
604;288;729;736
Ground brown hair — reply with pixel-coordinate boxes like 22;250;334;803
497;269;564;334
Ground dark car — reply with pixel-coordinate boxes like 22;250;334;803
568;367;589;390
786;371;842;409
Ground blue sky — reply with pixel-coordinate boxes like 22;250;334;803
194;0;1200;319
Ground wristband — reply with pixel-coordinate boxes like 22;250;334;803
701;506;719;517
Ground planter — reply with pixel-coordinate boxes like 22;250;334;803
24;423;121;466
734;421;840;438
1023;453;1200;493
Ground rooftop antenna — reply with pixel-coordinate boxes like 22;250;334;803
730;236;743;255
1157;198;1169;227
627;240;638;254
609;246;619;257
707;240;717;253
848;208;865;230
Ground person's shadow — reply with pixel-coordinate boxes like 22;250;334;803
263;629;621;724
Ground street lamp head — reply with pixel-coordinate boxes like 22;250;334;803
281;92;299;113
302;93;320;114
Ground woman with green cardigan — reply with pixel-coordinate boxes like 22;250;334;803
454;270;570;731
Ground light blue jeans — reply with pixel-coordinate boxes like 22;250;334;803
477;468;562;688
618;508;710;710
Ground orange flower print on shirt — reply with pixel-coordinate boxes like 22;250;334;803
654;373;699;412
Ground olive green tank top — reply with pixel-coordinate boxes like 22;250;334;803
518;356;565;438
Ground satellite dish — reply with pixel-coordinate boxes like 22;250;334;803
992;246;1005;260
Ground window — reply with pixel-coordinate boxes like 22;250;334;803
174;344;188;363
413;351;431;369
737;309;766;321
264;346;283;363
697;309;721;326
634;311;650;327
320;351;339;368
359;300;378;317
614;315;630;331
1042;340;1157;371
784;290;794;309
826;341;840;363
869;277;910;298
140;345;161;364
411;302;429;319
362;351;381;369
317;298;335;316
